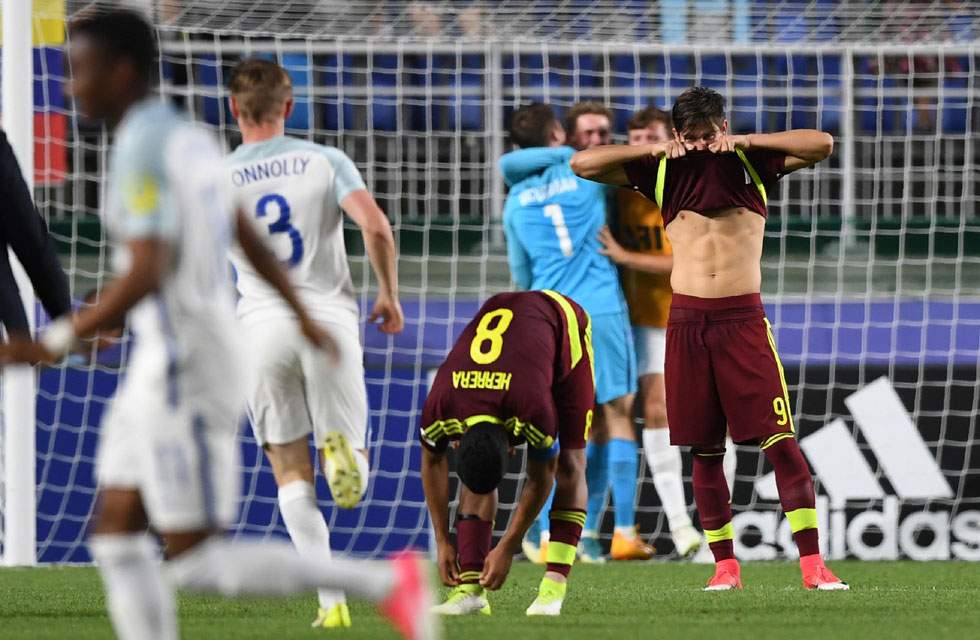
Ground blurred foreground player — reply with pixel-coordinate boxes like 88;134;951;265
572;87;847;590
421;291;593;616
0;9;436;640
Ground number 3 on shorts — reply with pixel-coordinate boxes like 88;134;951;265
469;308;514;365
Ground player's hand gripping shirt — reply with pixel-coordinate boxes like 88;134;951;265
105;98;240;397
623;148;787;226
420;291;595;455
501;146;627;316
226;135;367;323
614;188;673;328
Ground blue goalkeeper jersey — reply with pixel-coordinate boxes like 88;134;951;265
501;146;626;316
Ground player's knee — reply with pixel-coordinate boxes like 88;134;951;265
643;396;668;430
556;448;587;485
92;489;149;535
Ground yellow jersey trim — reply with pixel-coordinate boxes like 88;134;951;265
422;414;555;450
735;148;768;206
764;319;795;434
655;156;667;209
541;289;584;370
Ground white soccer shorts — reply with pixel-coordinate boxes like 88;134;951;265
244;315;368;450
96;370;241;532
634;325;667;376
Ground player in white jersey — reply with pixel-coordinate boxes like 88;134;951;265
224;57;404;628
0;9;434;640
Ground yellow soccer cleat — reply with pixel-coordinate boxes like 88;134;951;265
430;584;491;616
312;602;352;628
322;430;369;509
610;527;656;561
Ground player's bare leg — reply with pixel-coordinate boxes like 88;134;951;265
265;438;362;627
431;487;496;615
89;488;179;640
759;434;848;590
691;444;742;591
527;447;587;616
579;412;609;563
165;526;437;640
639;373;701;557
604;393;654;560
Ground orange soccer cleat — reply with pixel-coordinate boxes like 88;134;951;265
704;558;742;591
801;556;850;591
610;527;656;561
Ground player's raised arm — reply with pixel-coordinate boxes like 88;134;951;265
341;189;404;334
420;445;459;587
235;209;337;355
710;130;834;172
570;141;677;185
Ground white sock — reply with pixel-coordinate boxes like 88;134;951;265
642;428;692;531
169;537;393;601
89;534;178;640
279;480;346;610
724;436;737;498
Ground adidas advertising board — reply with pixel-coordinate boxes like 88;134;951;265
734;376;980;561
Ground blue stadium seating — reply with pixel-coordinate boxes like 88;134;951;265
941;75;969;134
196;54;224;126
731;55;760;132
371;54;400;131
322;54;355;131
447;54;485;131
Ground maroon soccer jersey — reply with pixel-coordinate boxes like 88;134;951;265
623;148;786;227
420;290;594;455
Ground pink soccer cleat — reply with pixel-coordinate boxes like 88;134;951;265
704;558;742;591
378;553;441;640
801;556;849;591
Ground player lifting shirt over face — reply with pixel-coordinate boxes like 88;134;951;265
571;87;848;591
420;291;593;618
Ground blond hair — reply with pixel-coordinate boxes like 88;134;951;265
228;57;292;123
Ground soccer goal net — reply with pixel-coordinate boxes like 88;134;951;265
2;0;978;564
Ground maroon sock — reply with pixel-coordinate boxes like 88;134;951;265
692;453;734;562
456;516;492;584
762;437;820;557
547;508;586;578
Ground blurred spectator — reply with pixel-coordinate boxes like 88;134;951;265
409;1;443;37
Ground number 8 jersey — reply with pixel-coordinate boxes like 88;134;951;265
225;136;366;323
420;291;595;456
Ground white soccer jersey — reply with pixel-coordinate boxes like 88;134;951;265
225;136;366;325
105;98;241;405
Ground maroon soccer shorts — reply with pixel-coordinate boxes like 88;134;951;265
664;293;794;447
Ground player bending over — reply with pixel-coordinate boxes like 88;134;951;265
421;291;593;616
572;86;847;590
0;9;435;640
225;57;404;629
598;106;736;558
501;103;649;565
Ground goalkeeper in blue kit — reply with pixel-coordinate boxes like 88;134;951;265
501;103;650;563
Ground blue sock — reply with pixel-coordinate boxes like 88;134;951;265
537;482;556;532
583;441;609;532
609;438;639;529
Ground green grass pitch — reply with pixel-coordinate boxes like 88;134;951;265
2;560;978;639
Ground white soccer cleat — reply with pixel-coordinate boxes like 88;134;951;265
672;524;703;558
430;585;491;616
525;577;565;616
322;430;369;509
